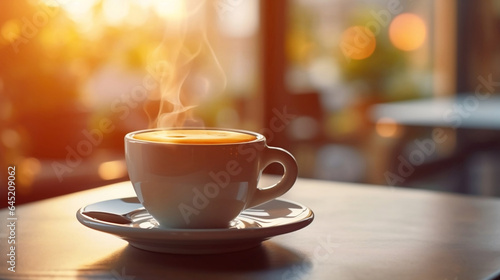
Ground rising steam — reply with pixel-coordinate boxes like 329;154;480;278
147;0;226;128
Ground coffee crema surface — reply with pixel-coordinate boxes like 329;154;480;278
133;130;257;144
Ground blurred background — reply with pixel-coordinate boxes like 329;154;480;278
1;0;500;206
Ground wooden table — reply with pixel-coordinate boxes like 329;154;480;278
2;175;500;279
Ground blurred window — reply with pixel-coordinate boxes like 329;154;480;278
2;0;500;205
0;0;261;204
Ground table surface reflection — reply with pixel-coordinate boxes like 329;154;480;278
1;175;500;279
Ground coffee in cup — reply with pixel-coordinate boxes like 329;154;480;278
132;129;257;144
125;128;298;229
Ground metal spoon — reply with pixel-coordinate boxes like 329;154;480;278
81;197;144;224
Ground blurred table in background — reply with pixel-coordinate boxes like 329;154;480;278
371;96;500;129
371;96;500;196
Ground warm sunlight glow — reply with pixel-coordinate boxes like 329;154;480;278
217;0;259;37
1;20;21;43
154;0;186;21
41;0;61;7
389;13;426;51
59;0;99;23
98;160;127;180
148;0;226;129
103;0;130;25
375;118;401;138
340;26;376;60
58;0;186;26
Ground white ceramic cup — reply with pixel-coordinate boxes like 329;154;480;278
125;128;298;229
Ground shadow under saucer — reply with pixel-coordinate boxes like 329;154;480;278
78;241;312;280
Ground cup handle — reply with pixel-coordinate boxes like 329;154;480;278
245;146;298;208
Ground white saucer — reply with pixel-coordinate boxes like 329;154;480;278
76;197;314;254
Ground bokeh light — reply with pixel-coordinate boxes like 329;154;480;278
340;26;376;60
54;0;186;27
1;20;21;44
57;0;99;24
1;129;21;149
389;13;426;51
18;157;42;192
102;0;130;26
325;109;363;138
289;116;319;141
375;117;401;138
153;0;185;21
98;160;127;180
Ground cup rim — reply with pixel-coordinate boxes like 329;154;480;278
125;127;265;146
